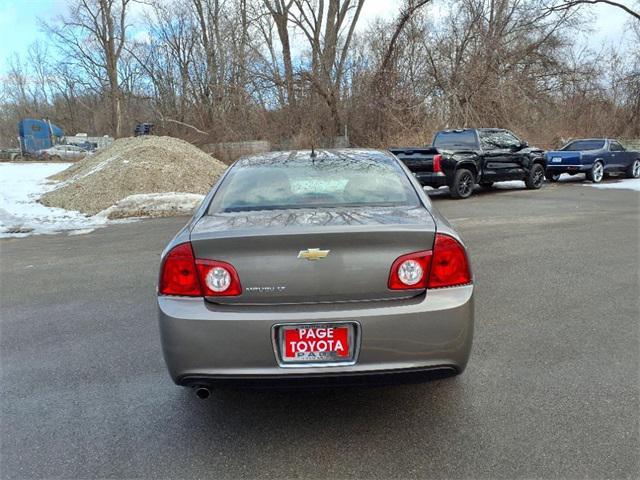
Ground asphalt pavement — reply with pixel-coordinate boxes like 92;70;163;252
1;179;639;479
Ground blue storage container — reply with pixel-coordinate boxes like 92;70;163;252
18;119;64;155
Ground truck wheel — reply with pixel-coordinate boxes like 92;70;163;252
546;171;560;182
586;161;604;183
450;168;475;199
525;163;545;189
626;159;640;179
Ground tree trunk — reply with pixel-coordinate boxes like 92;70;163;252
265;1;296;107
276;19;296;107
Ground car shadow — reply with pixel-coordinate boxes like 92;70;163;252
143;375;480;476
179;374;468;432
425;183;526;200
424;174;596;201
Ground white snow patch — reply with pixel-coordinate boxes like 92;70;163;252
557;173;579;181
67;228;96;236
0;162;204;238
1;163;201;238
493;180;525;189
97;192;204;219
0;163;109;238
585;178;640;192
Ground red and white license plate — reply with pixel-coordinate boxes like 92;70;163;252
277;323;356;364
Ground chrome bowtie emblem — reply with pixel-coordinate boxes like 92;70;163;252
297;248;330;261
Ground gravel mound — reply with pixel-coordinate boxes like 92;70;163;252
41;136;226;215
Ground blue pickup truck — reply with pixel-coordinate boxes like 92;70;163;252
545;138;640;183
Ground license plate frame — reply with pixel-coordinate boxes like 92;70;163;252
272;321;360;368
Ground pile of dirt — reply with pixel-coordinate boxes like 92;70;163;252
41;136;227;215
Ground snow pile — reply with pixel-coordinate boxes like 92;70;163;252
98;192;205;219
0;163;208;238
493;180;526;189
0;163;108;238
586;178;640;192
41;135;227;215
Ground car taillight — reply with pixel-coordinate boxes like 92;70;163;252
428;234;472;288
159;242;242;297
196;259;242;296
433;154;443;173
159;242;201;296
388;251;433;289
388;234;471;290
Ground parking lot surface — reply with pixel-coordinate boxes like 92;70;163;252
1;181;638;479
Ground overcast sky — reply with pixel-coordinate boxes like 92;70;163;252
0;0;635;75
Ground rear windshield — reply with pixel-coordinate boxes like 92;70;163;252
433;131;479;149
562;140;605;151
208;153;420;213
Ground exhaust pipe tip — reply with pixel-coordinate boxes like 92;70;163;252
194;386;211;400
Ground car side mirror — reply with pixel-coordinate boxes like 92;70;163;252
521;141;529;148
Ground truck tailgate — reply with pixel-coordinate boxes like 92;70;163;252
389;147;439;173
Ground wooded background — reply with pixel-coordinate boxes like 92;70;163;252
1;0;639;150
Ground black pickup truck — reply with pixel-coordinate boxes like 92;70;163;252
390;128;546;199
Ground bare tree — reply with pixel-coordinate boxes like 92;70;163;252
263;0;297;106
192;0;227;121
136;0;197;123
250;7;287;106
549;0;640;21
44;0;132;137
2;0;639;149
376;0;432;79
293;0;365;135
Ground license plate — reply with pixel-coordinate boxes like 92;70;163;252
552;157;562;163
275;323;357;365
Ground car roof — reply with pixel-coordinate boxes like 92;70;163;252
437;128;508;133
437;128;479;133
568;138;609;141
235;148;396;167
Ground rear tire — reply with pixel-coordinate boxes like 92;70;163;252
586;161;604;183
626;159;640;179
525;163;545;189
546;171;560;182
449;168;475;199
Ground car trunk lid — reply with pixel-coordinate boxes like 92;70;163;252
546;151;582;165
190;206;436;305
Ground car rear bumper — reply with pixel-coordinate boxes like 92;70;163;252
414;171;449;187
158;285;474;385
179;366;459;389
546;164;590;173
